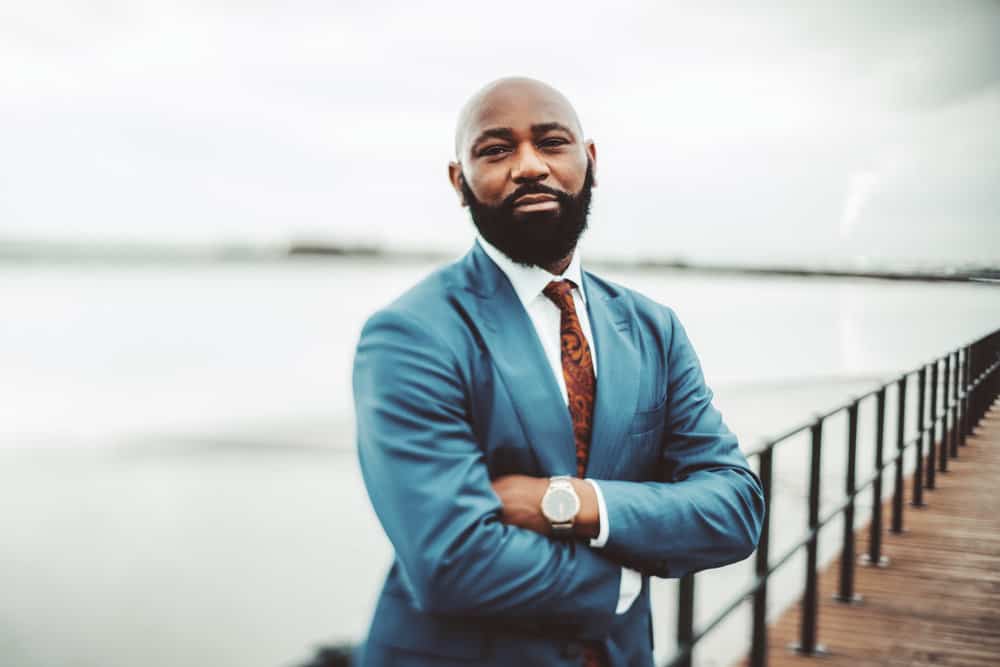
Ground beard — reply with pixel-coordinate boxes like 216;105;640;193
461;160;593;268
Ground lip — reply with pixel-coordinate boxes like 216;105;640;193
513;193;558;207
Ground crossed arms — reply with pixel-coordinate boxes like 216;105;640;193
353;307;764;635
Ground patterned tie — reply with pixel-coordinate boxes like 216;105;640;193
542;279;596;478
542;280;607;667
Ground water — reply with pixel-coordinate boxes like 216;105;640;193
1;259;997;667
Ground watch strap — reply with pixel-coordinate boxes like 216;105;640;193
551;522;574;539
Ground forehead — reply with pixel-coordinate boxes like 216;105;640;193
459;84;581;152
472;88;577;131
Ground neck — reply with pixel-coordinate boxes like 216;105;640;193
542;249;574;276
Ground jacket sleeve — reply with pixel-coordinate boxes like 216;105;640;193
595;309;765;578
353;308;622;633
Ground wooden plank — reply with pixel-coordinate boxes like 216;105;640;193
737;405;1000;667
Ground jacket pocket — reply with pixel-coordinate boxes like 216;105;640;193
629;395;666;435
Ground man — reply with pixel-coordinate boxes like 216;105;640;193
352;77;764;667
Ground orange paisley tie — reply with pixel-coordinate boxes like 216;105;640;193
542;279;607;667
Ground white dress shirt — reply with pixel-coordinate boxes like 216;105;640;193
477;235;642;615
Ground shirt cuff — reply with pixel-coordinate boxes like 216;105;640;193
584;479;610;548
616;567;642;614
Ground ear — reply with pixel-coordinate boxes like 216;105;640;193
585;140;598;187
448;161;467;207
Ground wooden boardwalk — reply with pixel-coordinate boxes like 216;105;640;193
743;403;1000;667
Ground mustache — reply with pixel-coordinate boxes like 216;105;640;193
501;183;571;209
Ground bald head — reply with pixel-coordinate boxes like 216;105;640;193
446;77;597;273
453;77;584;161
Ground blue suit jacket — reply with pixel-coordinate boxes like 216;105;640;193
352;241;764;666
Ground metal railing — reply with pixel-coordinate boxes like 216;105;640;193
665;327;1000;667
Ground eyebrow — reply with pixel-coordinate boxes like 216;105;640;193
530;122;575;136
470;122;576;151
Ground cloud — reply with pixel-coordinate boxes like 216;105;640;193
1;2;998;267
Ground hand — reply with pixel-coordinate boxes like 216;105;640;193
491;475;601;539
491;475;550;536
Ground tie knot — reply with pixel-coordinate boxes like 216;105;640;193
542;280;576;311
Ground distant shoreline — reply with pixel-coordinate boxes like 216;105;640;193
0;239;996;284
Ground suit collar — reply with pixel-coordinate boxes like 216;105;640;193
463;241;576;474
457;241;640;479
475;234;588;309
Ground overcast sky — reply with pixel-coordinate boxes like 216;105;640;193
2;1;998;266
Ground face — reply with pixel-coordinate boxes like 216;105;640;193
449;82;598;268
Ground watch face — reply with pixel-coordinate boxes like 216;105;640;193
542;487;579;523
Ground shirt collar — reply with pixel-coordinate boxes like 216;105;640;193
476;233;587;309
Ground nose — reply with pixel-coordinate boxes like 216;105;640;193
511;145;549;184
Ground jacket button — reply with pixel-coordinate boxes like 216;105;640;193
561;641;582;658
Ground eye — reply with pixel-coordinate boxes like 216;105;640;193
480;145;510;157
539;137;569;149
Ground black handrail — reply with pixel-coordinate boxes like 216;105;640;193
665;327;1000;667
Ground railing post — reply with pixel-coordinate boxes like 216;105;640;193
792;418;828;655
864;387;888;566
676;573;695;667
965;344;978;435
968;345;975;439
974;342;984;427
995;336;1000;407
836;399;862;603
991;340;997;412
986;339;995;419
970;343;980;427
981;344;989;422
980;346;986;422
995;336;1000;405
968;344;977;431
926;360;939;489
961;346;970;446
891;376;907;533
939;354;951;473
992;339;1000;411
987;342;994;417
982;342;988;420
987;339;994;416
750;448;773;667
912;367;926;507
949;351;960;458
977;345;984;425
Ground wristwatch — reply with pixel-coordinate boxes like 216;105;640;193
540;475;581;538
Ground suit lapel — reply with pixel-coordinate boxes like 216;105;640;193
463;243;577;476
582;271;640;479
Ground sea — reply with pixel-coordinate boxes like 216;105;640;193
1;258;997;667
